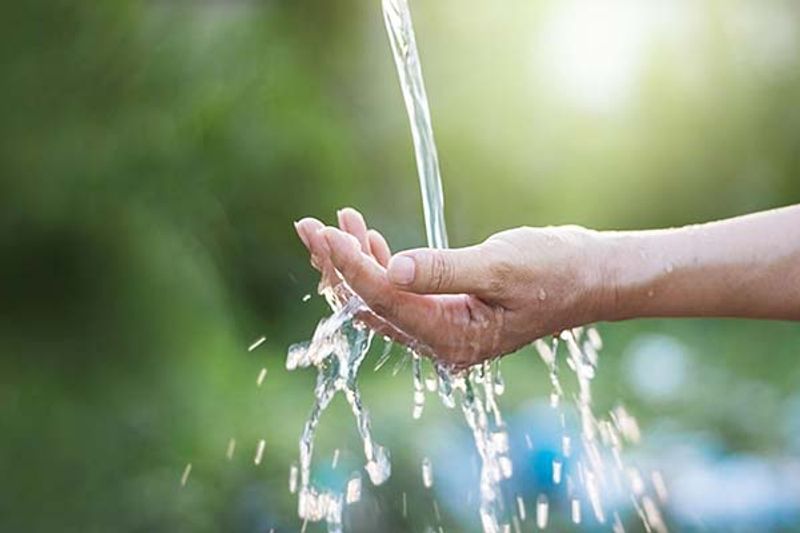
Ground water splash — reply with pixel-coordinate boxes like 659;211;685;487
286;291;390;532
286;0;669;530
538;326;669;532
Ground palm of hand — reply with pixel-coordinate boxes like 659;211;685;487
295;209;595;368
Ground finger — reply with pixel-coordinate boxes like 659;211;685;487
386;245;497;296
305;223;341;287
368;229;392;267
337;207;371;254
322;227;444;340
295;218;325;268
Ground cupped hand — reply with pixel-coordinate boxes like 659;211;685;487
295;208;607;368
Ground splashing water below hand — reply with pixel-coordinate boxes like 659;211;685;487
286;290;390;531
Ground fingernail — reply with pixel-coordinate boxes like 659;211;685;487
294;221;310;247
336;209;348;230
387;255;415;285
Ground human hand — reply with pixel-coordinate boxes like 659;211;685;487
295;208;607;368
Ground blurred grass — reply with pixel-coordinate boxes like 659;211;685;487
1;0;799;531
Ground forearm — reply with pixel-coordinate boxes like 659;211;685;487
596;204;800;322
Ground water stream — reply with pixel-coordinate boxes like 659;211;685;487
285;0;669;530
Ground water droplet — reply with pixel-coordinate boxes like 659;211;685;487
345;473;362;504
586;326;603;350
425;374;438;392
226;438;236;460
421;457;434;488
534;339;555;367
412;392;425;419
412;354;425;419
552;459;562;484
647;289;655;298
585;470;606;523
562;436;571;457
537;288;547;301
549;392;559;408
254;439;266;465
289;463;298;493
331;449;340;469
180;463;192;487
516;495;527;521
611;405;641;443
402;491;408;518
571;498;581;524
642;495;668;533
302;293;312;302
374;339;394;371
248;336;266;352
256;367;268;386
536;494;549;529
365;444;391;485
494;368;506;395
524;433;533;449
664;263;674;274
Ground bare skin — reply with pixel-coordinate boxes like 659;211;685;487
295;205;800;368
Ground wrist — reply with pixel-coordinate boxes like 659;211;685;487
591;228;679;322
556;226;623;326
588;229;630;323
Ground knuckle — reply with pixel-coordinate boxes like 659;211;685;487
487;258;515;296
429;253;455;291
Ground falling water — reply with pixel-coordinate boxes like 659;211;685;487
381;0;515;529
534;327;670;532
382;2;669;529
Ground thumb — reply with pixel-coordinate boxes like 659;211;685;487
386;245;496;295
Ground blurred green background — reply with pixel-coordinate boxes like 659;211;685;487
1;0;799;531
